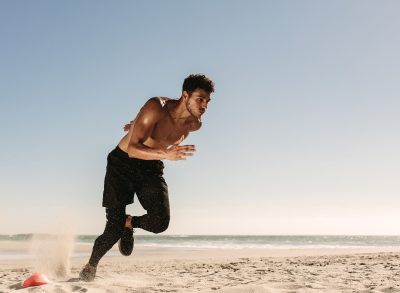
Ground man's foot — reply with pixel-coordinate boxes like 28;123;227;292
79;264;97;282
118;215;134;256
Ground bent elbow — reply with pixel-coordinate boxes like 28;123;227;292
127;144;140;158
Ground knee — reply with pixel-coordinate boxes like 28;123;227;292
95;224;122;245
153;215;170;234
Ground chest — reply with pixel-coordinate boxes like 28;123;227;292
151;116;192;144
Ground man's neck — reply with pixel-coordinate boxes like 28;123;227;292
167;98;194;122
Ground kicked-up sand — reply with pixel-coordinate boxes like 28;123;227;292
0;241;400;292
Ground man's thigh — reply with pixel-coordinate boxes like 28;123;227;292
101;208;127;237
136;175;170;216
102;155;138;207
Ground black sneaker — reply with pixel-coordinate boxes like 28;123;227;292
118;228;134;256
79;264;97;282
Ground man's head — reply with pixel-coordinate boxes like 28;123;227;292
182;74;215;119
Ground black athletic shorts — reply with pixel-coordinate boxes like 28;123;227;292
102;146;165;208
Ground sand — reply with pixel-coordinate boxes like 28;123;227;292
1;241;400;292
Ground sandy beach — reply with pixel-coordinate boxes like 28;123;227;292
1;241;400;292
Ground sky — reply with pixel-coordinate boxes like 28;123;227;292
0;0;399;235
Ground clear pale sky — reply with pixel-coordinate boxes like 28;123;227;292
1;1;399;235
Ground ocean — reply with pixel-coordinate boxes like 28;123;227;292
2;234;400;249
2;234;400;260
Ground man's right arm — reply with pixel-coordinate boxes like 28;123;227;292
127;99;195;161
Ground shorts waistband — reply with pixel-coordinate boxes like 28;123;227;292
111;146;163;166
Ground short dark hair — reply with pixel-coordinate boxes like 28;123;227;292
182;74;215;95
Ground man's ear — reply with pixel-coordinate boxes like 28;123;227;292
182;91;189;101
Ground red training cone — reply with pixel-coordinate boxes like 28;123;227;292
22;272;50;288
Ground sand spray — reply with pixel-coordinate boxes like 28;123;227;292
29;210;77;279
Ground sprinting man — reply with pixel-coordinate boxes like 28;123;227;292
79;74;215;281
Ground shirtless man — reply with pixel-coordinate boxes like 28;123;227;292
79;74;215;281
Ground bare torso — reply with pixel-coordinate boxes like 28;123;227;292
118;97;200;153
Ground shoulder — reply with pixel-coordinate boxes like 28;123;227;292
140;97;168;114
148;96;173;107
136;98;168;124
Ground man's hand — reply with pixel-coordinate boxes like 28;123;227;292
165;135;196;161
123;120;134;132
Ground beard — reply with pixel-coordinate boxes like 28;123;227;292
186;102;200;118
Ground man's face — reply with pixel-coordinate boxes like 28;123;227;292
184;88;211;119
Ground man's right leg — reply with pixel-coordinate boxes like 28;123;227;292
80;208;125;281
89;208;126;266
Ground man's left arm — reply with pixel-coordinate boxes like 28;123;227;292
123;120;134;132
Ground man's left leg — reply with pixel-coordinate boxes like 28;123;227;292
132;176;170;234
